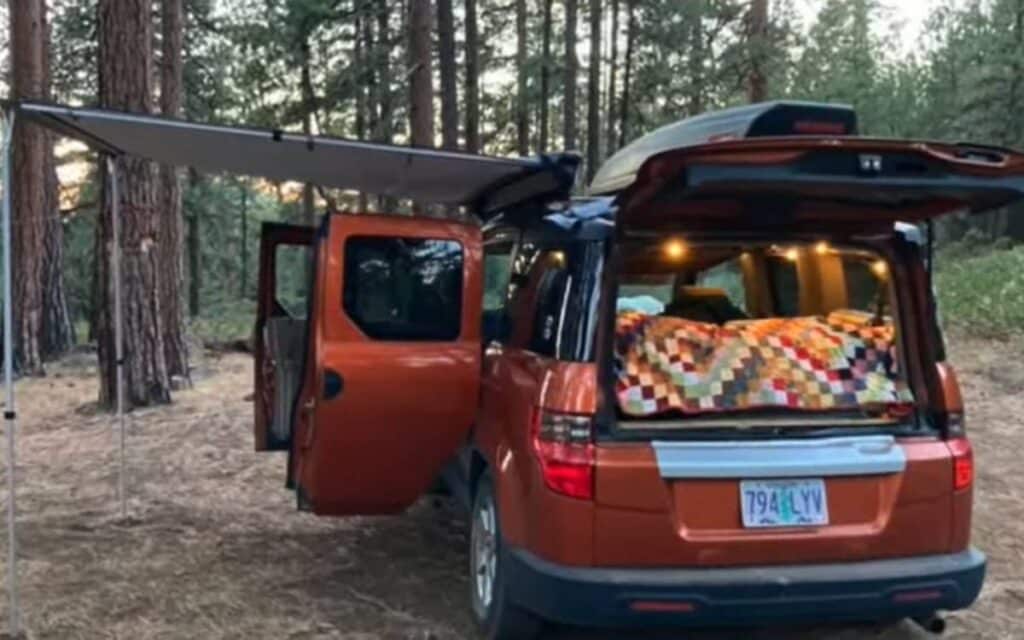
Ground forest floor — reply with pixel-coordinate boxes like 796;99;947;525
0;335;1022;640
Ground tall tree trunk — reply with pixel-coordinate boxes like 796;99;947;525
98;0;171;407
158;0;189;381
747;0;769;103
539;0;553;152
515;0;529;155
300;37;316;225
375;0;393;146
375;0;396;210
687;4;704;115
585;0;602;181
409;0;434;149
563;0;579;150
239;181;248;298
38;0;74;360
188;169;201;317
464;0;481;153
618;0;635;149
605;0;619;155
10;0;48;375
355;11;368;210
438;0;459;150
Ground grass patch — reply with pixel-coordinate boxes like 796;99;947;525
189;299;257;346
934;245;1024;337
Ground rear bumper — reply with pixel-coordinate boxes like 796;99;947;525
504;547;986;629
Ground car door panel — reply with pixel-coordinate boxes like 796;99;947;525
292;214;483;516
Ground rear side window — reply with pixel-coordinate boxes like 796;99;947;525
529;255;571;356
343;236;463;341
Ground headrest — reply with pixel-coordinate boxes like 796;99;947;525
676;286;730;301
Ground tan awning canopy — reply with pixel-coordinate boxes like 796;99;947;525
7;101;579;214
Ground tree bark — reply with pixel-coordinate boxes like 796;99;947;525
563;0;579;151
515;0;529;155
98;0;171;407
464;0;481;153
539;0;553;152
37;0;75;361
375;0;397;211
158;0;189;381
409;0;435;150
10;0;48;375
300;36;316;225
438;0;459;150
618;0;635;149
239;180;248;298
687;3;704;115
355;9;372;211
188;169;201;317
747;0;769;103
585;0;602;181
605;0;619;155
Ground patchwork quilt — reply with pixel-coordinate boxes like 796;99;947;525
615;311;914;416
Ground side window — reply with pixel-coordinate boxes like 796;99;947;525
843;259;884;312
275;244;313;318
766;257;800;316
483;242;515;311
696;258;747;312
529;252;571;356
343;236;463;341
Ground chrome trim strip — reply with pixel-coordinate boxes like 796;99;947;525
651;435;906;479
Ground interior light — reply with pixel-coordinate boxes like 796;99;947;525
784;248;800;261
814;241;830;255
871;259;888;277
663;239;687;260
549;250;566;266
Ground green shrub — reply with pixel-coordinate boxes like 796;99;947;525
934;246;1024;337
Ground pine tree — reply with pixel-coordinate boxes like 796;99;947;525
563;0;579;150
438;0;459;150
585;0;602;179
97;0;172;407
10;0;49;374
158;0;189;381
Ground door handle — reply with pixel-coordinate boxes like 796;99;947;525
302;397;316;412
323;369;344;400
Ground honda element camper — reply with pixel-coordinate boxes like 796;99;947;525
254;102;1024;638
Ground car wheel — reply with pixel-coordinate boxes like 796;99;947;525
470;471;542;640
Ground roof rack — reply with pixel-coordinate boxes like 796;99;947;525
588;101;858;196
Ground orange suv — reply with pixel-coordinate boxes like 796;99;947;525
254;102;1024;638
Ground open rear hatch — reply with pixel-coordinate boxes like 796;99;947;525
616;137;1024;233
590;116;1024;568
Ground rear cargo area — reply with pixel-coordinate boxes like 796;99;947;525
611;239;916;429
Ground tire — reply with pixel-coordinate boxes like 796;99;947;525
469;472;543;640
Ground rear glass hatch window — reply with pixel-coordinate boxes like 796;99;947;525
612;238;915;432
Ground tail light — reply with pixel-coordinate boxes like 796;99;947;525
530;408;595;500
947;436;973;491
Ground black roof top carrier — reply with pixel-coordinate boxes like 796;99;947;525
587;101;858;196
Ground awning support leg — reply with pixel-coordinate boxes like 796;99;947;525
107;156;126;520
2;110;22;637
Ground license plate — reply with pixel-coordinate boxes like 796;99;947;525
740;479;828;528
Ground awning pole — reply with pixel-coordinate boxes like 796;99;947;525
107;156;126;520
2;110;21;637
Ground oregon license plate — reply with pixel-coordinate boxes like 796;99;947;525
740;479;829;528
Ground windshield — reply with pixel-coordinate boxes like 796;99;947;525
614;239;913;420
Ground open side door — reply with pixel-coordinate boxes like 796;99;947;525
291;214;483;515
254;222;316;451
618;138;1024;233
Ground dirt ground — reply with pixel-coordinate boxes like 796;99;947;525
0;335;1021;639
